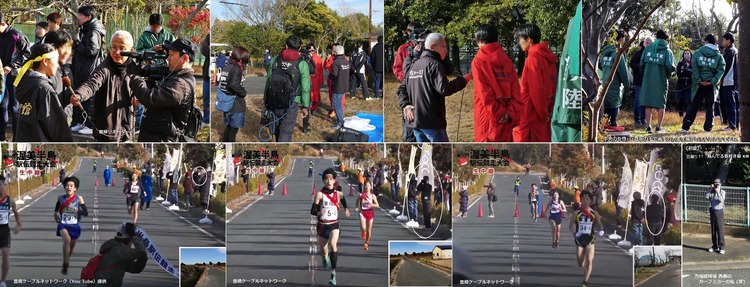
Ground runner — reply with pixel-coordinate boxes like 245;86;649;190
0;180;21;287
568;190;605;287
528;184;539;222
355;182;379;251
544;191;567;249
123;173;144;224
572;185;581;211
310;168;350;285
513;177;521;196
55;176;88;275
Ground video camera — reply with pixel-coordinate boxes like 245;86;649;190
121;51;171;82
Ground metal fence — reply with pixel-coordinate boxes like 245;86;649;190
682;184;750;227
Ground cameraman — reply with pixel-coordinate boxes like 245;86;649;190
73;31;136;142
90;222;147;287
128;39;196;142
706;179;726;254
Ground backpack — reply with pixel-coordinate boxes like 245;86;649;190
265;54;302;110
178;80;201;142
81;250;113;280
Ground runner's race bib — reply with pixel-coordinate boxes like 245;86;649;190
362;201;371;209
0;212;8;225
130;185;139;194
61;210;78;225
322;207;338;220
579;222;593;235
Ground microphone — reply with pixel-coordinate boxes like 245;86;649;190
62;77;81;107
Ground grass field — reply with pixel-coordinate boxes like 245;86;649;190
593;109;740;142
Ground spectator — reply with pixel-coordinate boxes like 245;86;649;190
459;185;469;217
72;5;106;136
665;189;677;228
35;22;49;44
0;12;31;141
46;13;63;32
309;45;324;116
418;176;433;229
299;45;316;133
263;49;271;70
646;193;664;245
183;169;194;210
330;45;349;129
129;39;197;142
73;31;137;142
140;170;153;210
630;37;653;125
219;46;250;142
42;30;75;118
349;42;370;100
640;30;675;134
706;179;725;254
90;223;147;287
471;24;521;142
513;24;557;142
201;34;210;127
135;14;175;56
263;35;310;142
485;182;496;217
267;169;276;195
371;36;384;99
719;32;738;131
599;30;630;132
407;174;418;221
682;34;724;133
630;192;645;245
405;33;470;142
675;49;693;117
390;168;399;202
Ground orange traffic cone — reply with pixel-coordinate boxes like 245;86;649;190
95;178;99;187
514;203;519;218
477;204;484;217
282;184;287;196
348;185;354;196
257;184;263;195
112;177;116;186
52;178;56;186
311;183;316;196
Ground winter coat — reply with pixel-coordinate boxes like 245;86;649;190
520;42;558;125
371;42;384;73
140;174;153;202
691;44;725;101
91;238;148;287
183;171;195;194
721;44;737;86
0;26;31;77
630;198;645;224
311;52;324;86
103;169;112;185
471;42;522;142
265;49;311;108
75;56;135;142
331;55;350;94
135;27;176;59
73;18;106;89
406;50;468;130
629;48;645;86
676;60;693;91
267;172;276;190
200;171;212;206
14;71;73;142
639;39;675;109
599;45;630;108
408;178;418;200
393;42;412;81
459;189;469;212
129;68;195;142
222;59;247;114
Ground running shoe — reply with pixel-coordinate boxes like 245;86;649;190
582;281;588;287
364;243;369;250
708;248;715;252
62;262;69;275
719;249;725;255
646;127;652;134
329;277;337;285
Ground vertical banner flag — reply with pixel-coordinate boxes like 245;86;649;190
617;154;633;209
632;160;648;199
212;144;226;189
551;1;582;142
408;145;417;179
417;144;434;189
646;148;664;196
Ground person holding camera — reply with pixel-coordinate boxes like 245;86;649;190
71;5;106;136
128;38;196;142
707;179;726;254
72;31;136;142
89;222;147;287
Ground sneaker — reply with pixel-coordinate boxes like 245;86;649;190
680;129;690;134
366;97;377;101
719;249;725;254
324;255;331;269
62;262;69;275
655;127;664;134
329;277;337;285
723;127;736;131
364;243;369;250
79;126;94;135
70;123;84;132
708;248;715;252
489;215;495;218
646;127;652;134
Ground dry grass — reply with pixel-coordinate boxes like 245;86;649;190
384;74;475;142
634;267;659;285
211;84;383;142
597;110;740;142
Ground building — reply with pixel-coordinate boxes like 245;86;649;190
432;245;452;260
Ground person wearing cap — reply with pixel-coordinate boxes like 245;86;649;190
72;30;137;142
55;176;88;275
128;38;197;142
308;160;314;177
310;168;350;285
706;178;725;254
0;178;21;287
568;189;604;287
135;14;175;59
573;185;581;211
13;43;73;142
418;176;433;228
267;169;276;195
0;11;32;141
90;222;147;286
71;5;106;136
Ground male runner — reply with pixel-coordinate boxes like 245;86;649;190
569;190;604;287
310;168;350;285
356;182;379;251
55;176;88;274
0;180;21;287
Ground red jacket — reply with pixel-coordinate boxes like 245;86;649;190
311;52;324;86
471;43;522;142
392;42;412;82
520;42;557;125
324;54;334;73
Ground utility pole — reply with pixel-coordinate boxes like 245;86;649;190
369;0;373;45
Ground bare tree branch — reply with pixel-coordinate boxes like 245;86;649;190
174;0;209;38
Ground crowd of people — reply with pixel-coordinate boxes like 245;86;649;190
601;30;739;134
394;22;560;142
0;8;206;142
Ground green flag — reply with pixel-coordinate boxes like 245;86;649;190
551;1;582;142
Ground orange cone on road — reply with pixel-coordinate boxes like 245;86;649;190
311;183;316;196
541;204;545;218
283;184;287;196
95;178;99;187
477;204;484;217
112;177;116;186
52;178;56;186
257;184;263;195
514;203;519;218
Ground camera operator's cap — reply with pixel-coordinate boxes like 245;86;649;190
115;222;136;239
163;39;196;58
714;179;721;184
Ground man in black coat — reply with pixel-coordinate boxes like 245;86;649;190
72;6;106;135
330;45;349;129
407;174;419;221
371;36;384;98
418;176;433;229
0;12;31;140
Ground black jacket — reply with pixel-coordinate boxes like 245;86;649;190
201;33;210;77
223;59;247;113
676;60;692;90
331;55;350;94
0;26;31;77
408;178;418;200
75;56;135;142
406;50;467;129
630;198;645;224
371;42;384;73
15;71;73;142
129;68;195;142
418;180;432;202
50;64;74;109
630;48;644;86
721;44;737;85
350;49;366;74
73;19;106;89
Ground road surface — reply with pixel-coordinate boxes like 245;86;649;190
10;158;224;287
453;173;632;287
394;258;450;286
227;157;448;286
197;268;226;287
637;262;680;287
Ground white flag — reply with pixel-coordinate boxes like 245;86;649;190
213;145;226;185
617;155;633;209
417;144;434;188
632;160;648;199
646;148;665;197
408;145;417;178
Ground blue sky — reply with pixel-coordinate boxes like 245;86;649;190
212;0;384;26
390;241;451;256
181;247;226;265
